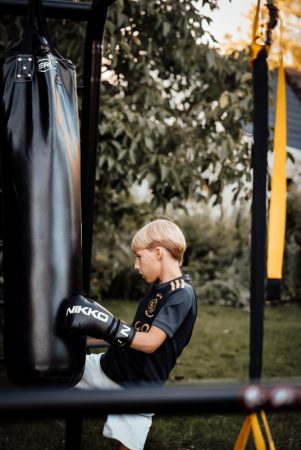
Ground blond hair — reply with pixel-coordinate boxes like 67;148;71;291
131;219;186;264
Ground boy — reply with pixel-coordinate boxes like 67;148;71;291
65;219;197;450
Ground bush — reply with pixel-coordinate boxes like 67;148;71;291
178;211;251;308
282;191;301;303
90;193;301;306
90;207;252;307
90;199;152;300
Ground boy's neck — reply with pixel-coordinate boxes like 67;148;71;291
158;267;182;284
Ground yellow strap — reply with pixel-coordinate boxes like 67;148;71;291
234;412;276;450
251;0;269;62
250;413;267;450
260;410;276;450
267;15;287;280
234;415;252;450
252;0;261;43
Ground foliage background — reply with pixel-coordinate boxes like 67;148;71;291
91;192;301;307
87;0;253;301
0;0;301;305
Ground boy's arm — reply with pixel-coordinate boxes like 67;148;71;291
130;326;167;354
65;295;167;353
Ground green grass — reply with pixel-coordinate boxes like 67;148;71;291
0;303;301;449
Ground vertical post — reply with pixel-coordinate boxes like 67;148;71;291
80;0;110;295
65;415;83;450
65;1;112;447
249;47;269;380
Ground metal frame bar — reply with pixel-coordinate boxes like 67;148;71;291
249;46;268;381
80;0;110;295
0;383;300;420
249;2;279;382
0;0;92;20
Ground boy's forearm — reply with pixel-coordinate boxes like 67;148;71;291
130;326;167;354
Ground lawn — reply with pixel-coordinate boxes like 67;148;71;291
0;302;300;449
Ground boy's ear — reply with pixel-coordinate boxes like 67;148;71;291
154;246;163;260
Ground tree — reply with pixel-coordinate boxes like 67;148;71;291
91;0;254;294
275;0;301;70
95;0;253;221
221;1;301;70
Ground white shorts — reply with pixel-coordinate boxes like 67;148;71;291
76;353;153;450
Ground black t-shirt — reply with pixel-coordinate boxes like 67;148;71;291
100;276;197;386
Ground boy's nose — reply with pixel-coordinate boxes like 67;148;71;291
134;259;140;270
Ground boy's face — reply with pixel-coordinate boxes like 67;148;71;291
134;248;162;283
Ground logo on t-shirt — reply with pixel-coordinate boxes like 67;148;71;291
145;298;158;318
145;292;163;318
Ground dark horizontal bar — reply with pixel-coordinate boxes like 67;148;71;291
0;383;301;420
0;0;92;21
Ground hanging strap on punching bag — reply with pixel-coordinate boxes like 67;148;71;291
266;16;287;301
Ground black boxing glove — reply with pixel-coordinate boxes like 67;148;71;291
65;295;136;348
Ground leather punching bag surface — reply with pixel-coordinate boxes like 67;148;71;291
0;0;86;386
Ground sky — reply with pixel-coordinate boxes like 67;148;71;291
198;0;257;48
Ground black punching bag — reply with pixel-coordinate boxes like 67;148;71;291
0;0;86;386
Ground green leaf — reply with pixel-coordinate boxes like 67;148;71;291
163;22;171;37
160;164;169;182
